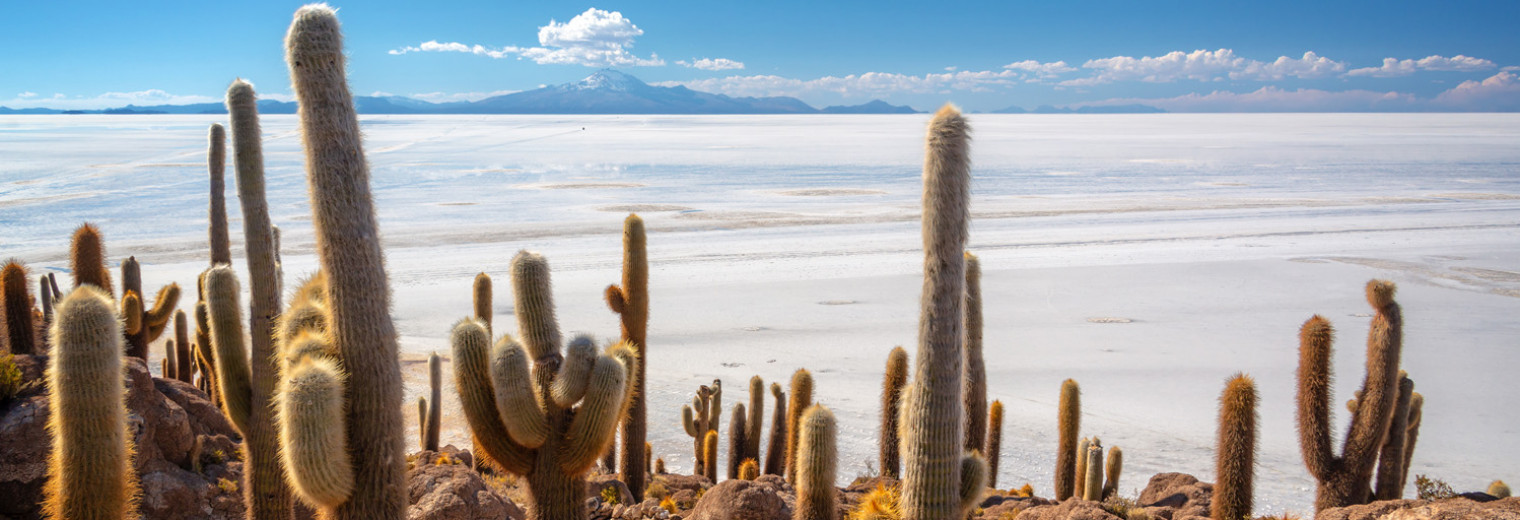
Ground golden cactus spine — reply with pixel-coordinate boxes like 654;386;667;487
450;251;634;520
795;405;838;520
880;346;908;479
785;369;813;486
703;429;719;483
285;5;408;518
1;260;35;355
605;214;650;499
739;459;760;480
987;400;1003;489
43;285;139;519
1213;374;1257;520
70;223;112;294
1295;280;1404;512
764;383;787;476
1055;379;1081;500
207;123;231;266
1373;373;1415;500
898;104;981;520
962;252;987;453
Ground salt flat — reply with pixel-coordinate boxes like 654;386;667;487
2;113;1518;516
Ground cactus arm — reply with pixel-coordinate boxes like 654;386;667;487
143;283;180;331
69;223;113;294
205;266;253;434
123;292;143;335
1083;446;1104;500
764;383;787;475
174;310;193;383
785;369;813;486
1295;316;1336;481
683;405;700;437
449;319;534;474
208;123;232;266
280;356;355;508
709;379;723;435
881;346;909;479
509;251;561;361
1398;393;1423;492
550;337;597;408
957;452;988;518
1075;437;1091;496
1374;374;1415;500
987;400;1003;489
605;341;639;416
1343;281;1403;475
1103;446;1123;501
559;354;628;474
489;335;552;449
1214;374;1257;519
745;376;764;464
604;285;626;314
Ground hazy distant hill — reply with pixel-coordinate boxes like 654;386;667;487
820;99;919;114
992;104;1166;114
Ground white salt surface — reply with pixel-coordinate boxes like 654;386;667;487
3;113;1519;516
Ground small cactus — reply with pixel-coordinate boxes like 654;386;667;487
1074;437;1091;497
1213;373;1257;520
1056;379;1081;500
2;260;36;355
786;369;813;486
987;400;1004;489
655;458;666;475
880;346;909;479
764;383;787;476
1489;480;1511;498
795;405;838;520
69;223;112;294
1374;373;1415;500
1104;446;1123;502
744;376;765;473
1399;393;1424;493
739;459;760;480
728;404;747;480
682;384;715;476
473;273;491;330
174;311;193;384
703;430;719;483
1082;444;1103;501
43;285;139;519
423;352;441;452
119;257;180;361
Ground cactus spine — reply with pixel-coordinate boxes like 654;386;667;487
1295;280;1404;512
1;260;35;355
1213;374;1256;520
899;105;982;520
1373;373;1415;500
43;285;139;519
70;223;112;294
880;346;908;479
795;405;838;520
703;429;719;483
764;383;787;476
450;251;634;520
987;400;1004;489
785;369;814;486
605;214;650;498
422;352;442;452
1055;379;1081;500
728;404;747;479
962;252;987;453
208;123;232;266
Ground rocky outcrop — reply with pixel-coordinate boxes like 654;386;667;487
688;477;792;520
1317;496;1520;520
1013;499;1123;520
406;446;524;520
1137;472;1213;519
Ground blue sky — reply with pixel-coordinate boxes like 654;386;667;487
3;1;1519;111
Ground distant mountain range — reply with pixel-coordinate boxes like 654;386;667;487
0;70;925;115
991;103;1165;114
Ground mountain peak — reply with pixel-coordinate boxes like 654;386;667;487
569;69;647;92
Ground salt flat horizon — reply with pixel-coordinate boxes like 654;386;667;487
2;113;1518;516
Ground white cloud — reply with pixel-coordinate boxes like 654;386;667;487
945;66;958;72
677;58;745;71
1347;54;1495;77
1432;72;1520;111
656;69;1029;98
1078;86;1418;112
1002;60;1076;78
1504;66;1520;72
1063;49;1345;86
17;91;37;99
389;8;663;67
1;89;219;110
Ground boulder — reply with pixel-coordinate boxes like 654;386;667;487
688;478;791;520
1317;496;1520;520
1014;498;1123;520
1137;472;1212;519
406;446;524;520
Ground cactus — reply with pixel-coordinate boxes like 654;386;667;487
1103;446;1122;501
795;405;838;520
422;352;442;452
208;123;231;266
1295;280;1404;512
764;383;787;476
703;429;719;483
1082;446;1103;501
709;379;723;442
38;273;60;353
70;223;112;294
605;214;650;498
119;257;180;360
655;458;666;475
163;339;178;379
280;348;354;509
1074;437;1090;498
175;311;194;384
43;285;139;519
416;397;427;450
785;369;813;486
962;252;987;454
739;459;760;480
285;5;410;518
1213;374;1256;520
880;346;909;479
1489;481;1511;499
1055;379;1081;500
2;260;36;355
1398;393;1423;493
682;385;714;476
728;404;747;479
474;273;492;330
745;376;765;473
987;400;1003;489
898;104;983;520
1373;373;1415;500
194;298;220;408
449;251;635;520
205;267;254;436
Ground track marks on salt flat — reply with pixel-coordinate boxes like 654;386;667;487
1297;256;1520;298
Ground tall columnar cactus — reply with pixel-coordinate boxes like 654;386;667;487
1082;445;1104;501
709;379;723;441
727;404;747;479
38;273;61;353
208;123;231;266
285;5;409;518
1055;379;1081;500
682;384;714;476
795;405;838;520
605;213;650;498
744;376;765;473
43;285;139;519
898;105;983;520
1398;393;1423;493
450;251;634;520
1103;446;1123;501
962;252;987;453
1373;373;1415;500
163;339;178;379
880;346;909;479
703;430;719;483
785;368;814;486
1;260;35;355
422;352;442;452
473;273;492;330
70;223;112;294
119;257;180;360
1213;374;1257;520
987;400;1004;489
1075;437;1091;493
764;383;787;476
1295;280;1404;512
175;311;194;384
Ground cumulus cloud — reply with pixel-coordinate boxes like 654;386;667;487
1061;49;1345;86
655;69;1033;98
1432;72;1520;111
1347;55;1496;77
677;58;745;71
1;89;220;110
1078;86;1417;112
1002;60;1077;79
389;8;663;67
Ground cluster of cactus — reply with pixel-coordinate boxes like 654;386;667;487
451;250;636;520
728;376;766;480
681;380;722;477
605;214;651;498
118;256;180;360
896;105;986;520
1295;280;1419;512
1071;436;1122;501
1055;380;1124;503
